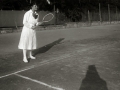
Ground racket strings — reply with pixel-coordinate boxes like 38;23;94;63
43;15;51;21
42;13;54;22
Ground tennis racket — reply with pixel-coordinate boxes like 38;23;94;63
42;13;54;23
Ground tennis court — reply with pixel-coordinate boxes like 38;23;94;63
0;25;120;90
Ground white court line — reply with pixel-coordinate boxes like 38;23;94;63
0;53;71;79
0;46;97;90
15;73;64;90
0;66;35;79
0;46;95;79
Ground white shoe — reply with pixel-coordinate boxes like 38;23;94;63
23;58;28;63
29;56;36;59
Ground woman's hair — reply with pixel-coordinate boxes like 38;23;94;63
29;3;38;9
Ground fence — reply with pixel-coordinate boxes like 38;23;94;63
87;4;120;23
1;4;120;28
0;10;55;27
56;3;120;26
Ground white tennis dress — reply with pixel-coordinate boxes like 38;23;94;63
18;10;39;50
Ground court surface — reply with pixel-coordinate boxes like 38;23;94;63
0;24;120;90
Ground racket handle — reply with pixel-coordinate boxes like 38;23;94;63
37;22;43;26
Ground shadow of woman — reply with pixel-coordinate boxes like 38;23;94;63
32;38;64;56
79;65;108;90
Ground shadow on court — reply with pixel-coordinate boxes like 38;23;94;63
79;65;108;90
32;38;64;56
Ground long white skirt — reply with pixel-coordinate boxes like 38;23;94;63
18;26;37;50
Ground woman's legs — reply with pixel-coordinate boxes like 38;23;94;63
22;49;36;63
23;49;28;63
29;50;36;59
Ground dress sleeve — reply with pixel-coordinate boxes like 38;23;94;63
23;12;33;28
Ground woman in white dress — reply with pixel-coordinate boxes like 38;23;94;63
18;4;42;63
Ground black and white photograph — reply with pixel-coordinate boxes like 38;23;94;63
0;0;120;90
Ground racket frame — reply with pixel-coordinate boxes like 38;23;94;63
42;13;54;22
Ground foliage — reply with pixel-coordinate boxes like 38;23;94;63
0;0;120;22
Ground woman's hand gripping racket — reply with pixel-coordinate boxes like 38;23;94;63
42;13;54;23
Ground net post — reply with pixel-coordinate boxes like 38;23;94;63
108;4;111;24
99;3;102;24
88;10;91;26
